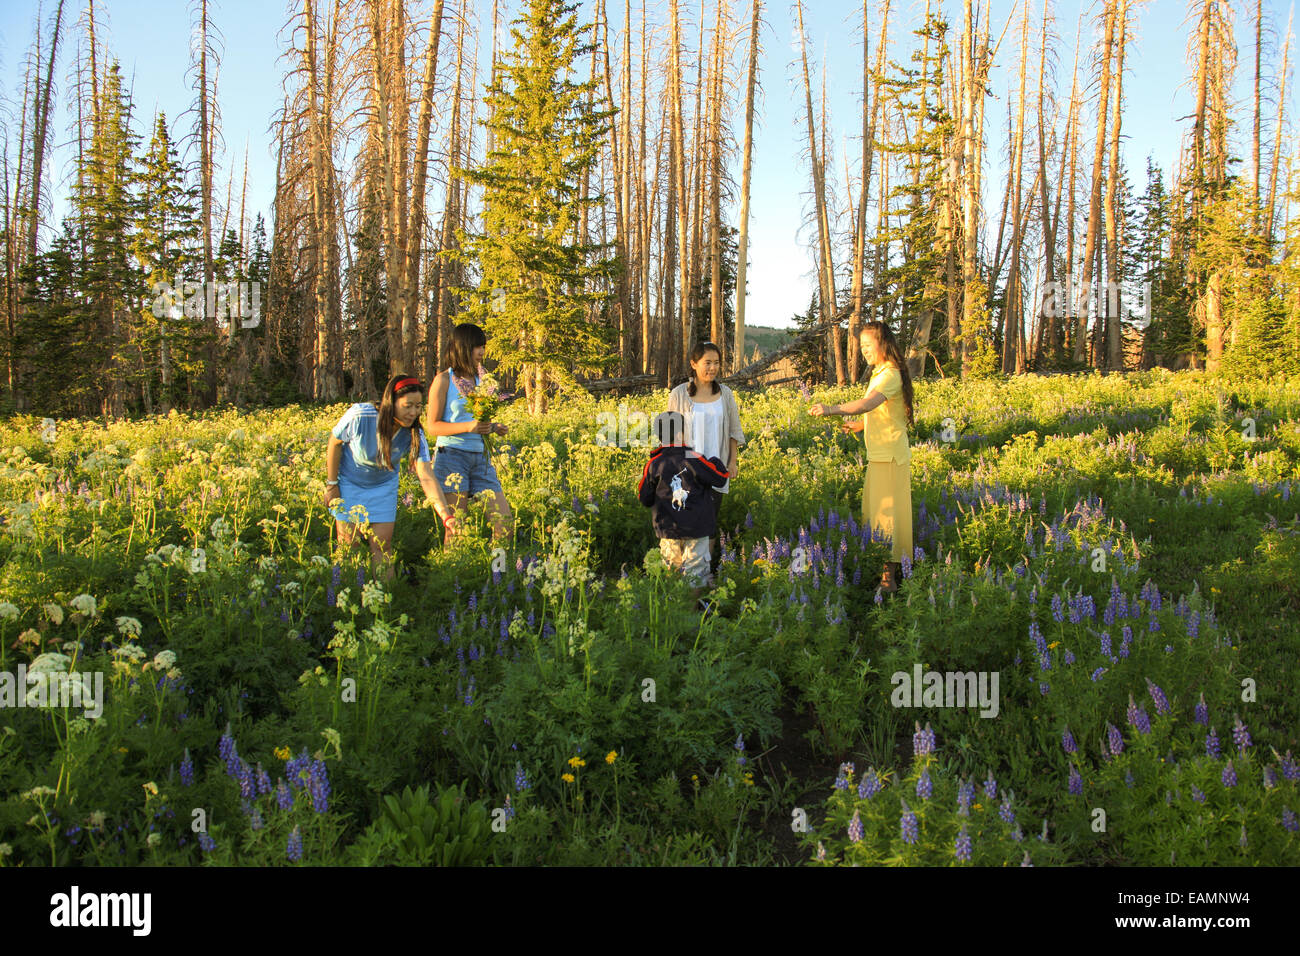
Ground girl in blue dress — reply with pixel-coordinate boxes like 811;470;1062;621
324;374;456;580
428;323;513;541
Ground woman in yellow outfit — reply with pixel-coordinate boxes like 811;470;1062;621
808;321;915;593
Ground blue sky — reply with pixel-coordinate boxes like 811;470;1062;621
2;0;1293;330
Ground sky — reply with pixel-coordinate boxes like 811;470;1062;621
1;0;1294;331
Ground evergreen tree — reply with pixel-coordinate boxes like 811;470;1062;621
457;0;618;415
873;13;953;362
16;222;98;415
75;61;143;417
133;112;201;412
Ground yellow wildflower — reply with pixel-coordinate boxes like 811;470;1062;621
1047;641;1060;650
142;781;158;797
568;756;586;769
561;773;576;784
274;746;292;760
605;750;617;765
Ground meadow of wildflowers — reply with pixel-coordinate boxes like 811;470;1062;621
0;369;1297;865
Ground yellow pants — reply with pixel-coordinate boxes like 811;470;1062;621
862;459;913;562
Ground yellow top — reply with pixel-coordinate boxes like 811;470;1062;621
863;363;909;463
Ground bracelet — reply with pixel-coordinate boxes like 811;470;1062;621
326;479;339;487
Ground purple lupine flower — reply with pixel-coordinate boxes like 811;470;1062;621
847;809;863;843
1125;769;1135;789
834;762;854;790
1106;723;1125;756
1194;693;1208;726
983;770;997;800
287;826;303;862
1062;727;1077;754
913;721;936;757
1100;632;1112;658
1191;785;1206;804
1187;610;1200;640
1145;679;1169;715
256;763;272;797
276;778;294;811
1040;682;1050;696
1127;696;1151;735
1264;766;1277;789
308;758;331;813
900;802;919;844
957;778;974;816
180;749;194;787
916;768;932;800
1282;809;1299;832
1064;648;1075;665
1068;764;1083;795
955;824;973;862
1222;761;1237;788
219;727;239;775
503;794;515;821
999;791;1015;824
1206;728;1221;759
1232;715;1252;752
198;832;216;852
1091;667;1106;682
250;806;265;831
1051;593;1064;622
858;768;881;800
515;762;530;793
1281;751;1300;782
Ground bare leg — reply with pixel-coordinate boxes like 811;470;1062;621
487;488;514;543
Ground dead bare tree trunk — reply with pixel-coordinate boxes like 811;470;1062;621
1073;0;1115;364
734;0;761;384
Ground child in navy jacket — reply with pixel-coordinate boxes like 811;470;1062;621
638;411;730;593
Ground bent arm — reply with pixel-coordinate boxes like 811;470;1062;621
326;437;344;482
425;371;478;438
415;459;453;519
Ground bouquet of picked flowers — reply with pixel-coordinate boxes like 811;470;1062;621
453;367;512;457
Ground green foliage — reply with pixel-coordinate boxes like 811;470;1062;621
355;782;493;866
457;0;619;401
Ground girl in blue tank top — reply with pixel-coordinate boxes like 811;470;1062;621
428;323;514;541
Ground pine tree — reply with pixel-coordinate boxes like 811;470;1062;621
457;0;618;415
133;112;201;412
73;60;142;417
872;11;953;373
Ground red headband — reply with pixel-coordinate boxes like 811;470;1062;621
393;377;422;392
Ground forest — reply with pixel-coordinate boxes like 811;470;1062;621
3;0;1298;419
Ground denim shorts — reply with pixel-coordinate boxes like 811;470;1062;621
433;445;504;497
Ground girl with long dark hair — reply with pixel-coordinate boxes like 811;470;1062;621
324;374;456;581
427;322;513;540
665;341;745;579
809;321;915;593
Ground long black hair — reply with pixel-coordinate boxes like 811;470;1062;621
443;322;487;383
687;341;722;397
862;321;915;428
377;373;426;470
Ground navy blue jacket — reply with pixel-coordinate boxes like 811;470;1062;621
637;445;730;539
